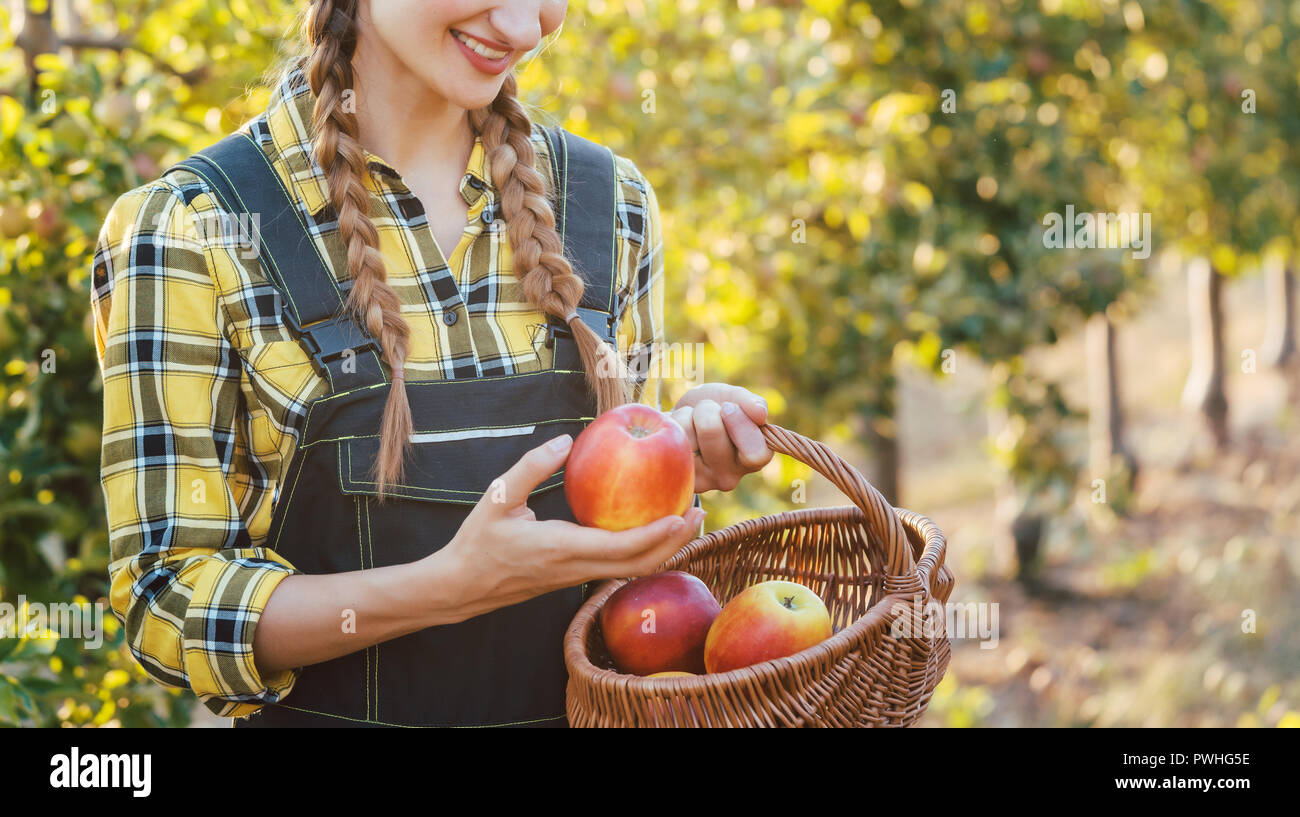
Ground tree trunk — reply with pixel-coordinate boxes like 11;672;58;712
1181;259;1229;449
1086;310;1137;484
862;414;899;508
1261;262;1296;369
14;1;58;96
986;403;1043;583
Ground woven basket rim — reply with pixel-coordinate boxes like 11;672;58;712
564;504;944;695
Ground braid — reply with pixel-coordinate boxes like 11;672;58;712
304;0;412;500
470;75;631;414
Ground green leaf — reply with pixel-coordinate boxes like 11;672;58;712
0;680;16;725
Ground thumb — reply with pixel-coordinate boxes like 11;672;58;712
487;434;573;511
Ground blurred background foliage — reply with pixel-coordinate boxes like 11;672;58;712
0;0;1296;726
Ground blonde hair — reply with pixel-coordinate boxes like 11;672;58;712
303;0;629;500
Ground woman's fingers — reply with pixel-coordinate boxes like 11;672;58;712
720;401;773;471
691;399;739;489
671;394;772;493
669;405;698;452
577;507;707;579
676;382;768;426
535;507;704;568
670;404;718;490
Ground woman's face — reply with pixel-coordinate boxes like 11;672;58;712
359;0;568;110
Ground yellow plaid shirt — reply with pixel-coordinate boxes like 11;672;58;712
90;65;665;717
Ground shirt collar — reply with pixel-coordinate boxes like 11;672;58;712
263;61;494;218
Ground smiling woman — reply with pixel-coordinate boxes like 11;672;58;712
451;28;516;73
90;0;772;728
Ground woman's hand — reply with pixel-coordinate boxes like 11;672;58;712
670;382;774;493
430;434;706;623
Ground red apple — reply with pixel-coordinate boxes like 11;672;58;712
599;571;721;676
704;580;833;674
565;403;694;531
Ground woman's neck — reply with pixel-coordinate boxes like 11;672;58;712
349;44;475;182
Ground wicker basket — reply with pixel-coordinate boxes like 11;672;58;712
564;424;954;727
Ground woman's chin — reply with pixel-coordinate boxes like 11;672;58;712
458;84;510;112
433;64;518;111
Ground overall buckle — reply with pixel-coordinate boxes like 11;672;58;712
545;307;616;349
284;309;383;377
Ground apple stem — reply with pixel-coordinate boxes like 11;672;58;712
782;595;796;609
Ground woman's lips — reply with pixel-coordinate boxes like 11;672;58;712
451;29;512;76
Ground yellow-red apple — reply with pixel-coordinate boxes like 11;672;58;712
600;571;721;676
704;580;832;673
565;403;694;531
647;671;696;678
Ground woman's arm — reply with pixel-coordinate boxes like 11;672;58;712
253;433;706;673
250;558;460;674
94;183;301;716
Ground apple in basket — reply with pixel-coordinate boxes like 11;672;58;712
647;671;696;678
564;404;695;532
704;580;833;674
599;572;721;676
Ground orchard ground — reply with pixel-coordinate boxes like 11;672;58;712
906;259;1299;728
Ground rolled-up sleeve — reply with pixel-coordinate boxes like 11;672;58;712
91;183;299;717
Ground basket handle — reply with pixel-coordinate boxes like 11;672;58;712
759;424;915;577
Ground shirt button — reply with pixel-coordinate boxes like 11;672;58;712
443;310;459;326
481;207;495;224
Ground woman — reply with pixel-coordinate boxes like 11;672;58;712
90;1;772;727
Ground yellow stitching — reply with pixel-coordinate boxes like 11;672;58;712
353;494;368;720
344;446;565;495
345;476;565;496
301;369;589;435
603;142;617;314
349;456;364;567
560;130;568;247
269;448;309;548
341;478;565;500
363;496;377;717
339;441;565;501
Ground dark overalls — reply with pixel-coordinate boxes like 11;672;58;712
173;127;624;727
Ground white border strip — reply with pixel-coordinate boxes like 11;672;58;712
408;425;537;445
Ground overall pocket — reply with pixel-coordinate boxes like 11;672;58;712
337;418;586;509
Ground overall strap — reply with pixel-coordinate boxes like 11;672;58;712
168;132;385;393
540;126;620;349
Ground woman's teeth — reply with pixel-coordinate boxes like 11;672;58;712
454;31;509;60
